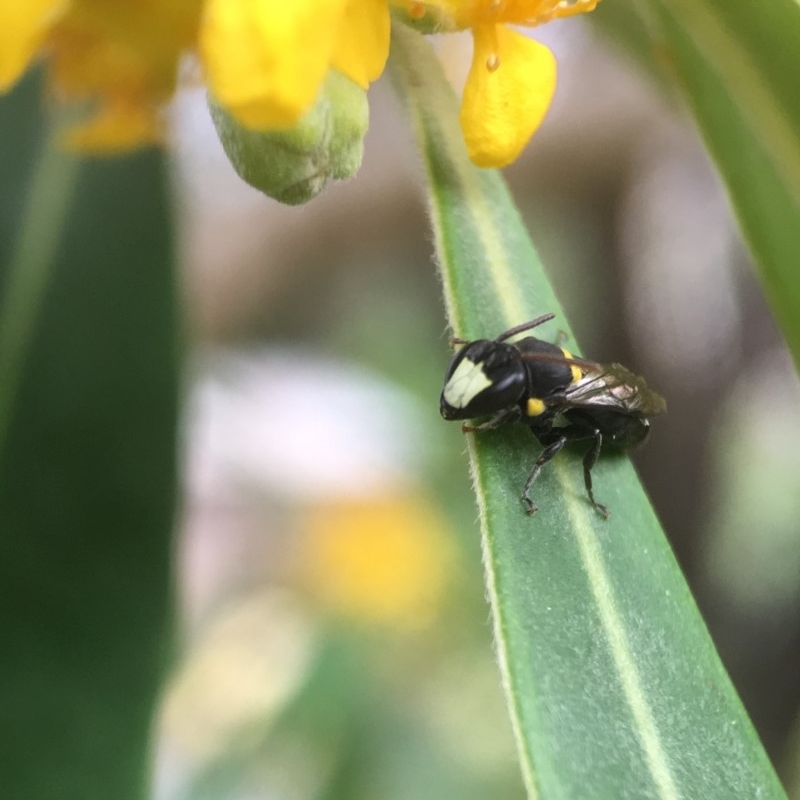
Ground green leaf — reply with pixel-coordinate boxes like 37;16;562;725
389;22;785;800
0;74;178;800
597;0;800;371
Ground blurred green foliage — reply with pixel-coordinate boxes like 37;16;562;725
0;72;179;799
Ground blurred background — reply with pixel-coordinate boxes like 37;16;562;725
2;10;800;800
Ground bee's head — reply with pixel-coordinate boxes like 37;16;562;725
440;340;526;421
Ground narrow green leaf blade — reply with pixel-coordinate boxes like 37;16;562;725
609;0;800;368
389;23;785;800
655;0;800;203
0;78;178;799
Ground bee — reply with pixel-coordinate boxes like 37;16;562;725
439;313;666;517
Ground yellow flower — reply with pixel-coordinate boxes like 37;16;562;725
0;1;597;166
0;0;390;151
424;0;603;167
298;495;453;629
200;0;390;130
0;0;202;150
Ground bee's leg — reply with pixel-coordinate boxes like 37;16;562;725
582;431;610;519
462;407;521;433
522;434;568;515
449;336;468;350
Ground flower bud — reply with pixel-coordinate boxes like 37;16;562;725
208;71;369;205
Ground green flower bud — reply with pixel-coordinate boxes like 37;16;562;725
208;71;369;205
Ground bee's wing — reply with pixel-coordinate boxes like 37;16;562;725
561;364;667;416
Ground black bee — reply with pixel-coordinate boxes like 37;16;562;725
439;313;666;518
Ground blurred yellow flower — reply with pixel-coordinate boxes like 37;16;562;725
0;0;202;150
0;0;390;150
424;0;603;167
299;495;453;629
0;0;66;91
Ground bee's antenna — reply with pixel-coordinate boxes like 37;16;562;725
495;313;556;343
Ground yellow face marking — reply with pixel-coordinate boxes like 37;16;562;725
526;397;546;417
443;357;492;409
561;348;582;383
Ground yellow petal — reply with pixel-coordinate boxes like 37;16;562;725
201;0;349;130
0;0;68;90
420;0;602;28
331;0;390;89
64;102;161;152
460;23;556;168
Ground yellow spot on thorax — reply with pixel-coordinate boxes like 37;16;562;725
527;397;546;417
